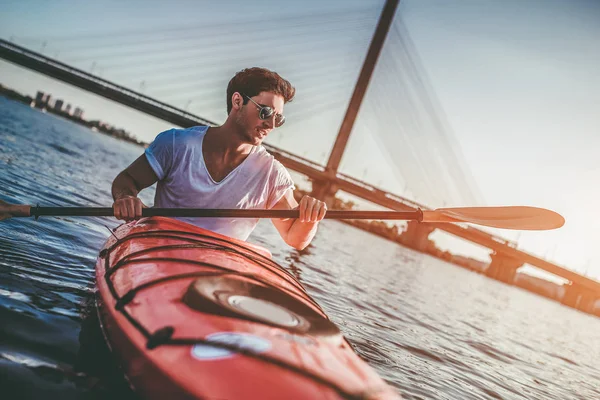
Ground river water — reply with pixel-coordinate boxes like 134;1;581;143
1;97;599;399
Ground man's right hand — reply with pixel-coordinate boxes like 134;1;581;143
113;195;146;221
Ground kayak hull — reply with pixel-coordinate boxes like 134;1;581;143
95;217;400;399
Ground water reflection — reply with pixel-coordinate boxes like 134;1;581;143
74;290;136;399
285;249;306;283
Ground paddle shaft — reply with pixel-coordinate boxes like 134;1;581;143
2;202;564;230
21;206;423;221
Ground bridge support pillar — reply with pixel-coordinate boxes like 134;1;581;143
397;221;436;252
485;251;523;284
310;179;339;208
561;283;599;313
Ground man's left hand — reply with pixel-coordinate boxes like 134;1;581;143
298;195;327;223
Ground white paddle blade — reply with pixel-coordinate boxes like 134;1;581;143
422;206;565;230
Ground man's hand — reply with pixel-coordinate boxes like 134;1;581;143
297;195;327;223
113;195;146;221
111;154;157;221
270;191;327;250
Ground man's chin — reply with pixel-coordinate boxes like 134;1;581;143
247;133;264;145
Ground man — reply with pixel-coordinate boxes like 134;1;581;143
111;67;326;250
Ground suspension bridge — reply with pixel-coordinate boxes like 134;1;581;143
1;0;598;314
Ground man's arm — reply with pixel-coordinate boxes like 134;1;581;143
112;154;158;220
270;190;327;250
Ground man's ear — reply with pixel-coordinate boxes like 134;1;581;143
232;92;243;110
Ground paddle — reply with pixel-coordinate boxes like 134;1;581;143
0;200;564;230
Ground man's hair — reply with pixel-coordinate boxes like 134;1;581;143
226;67;295;114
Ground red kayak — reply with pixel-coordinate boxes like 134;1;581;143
95;216;400;399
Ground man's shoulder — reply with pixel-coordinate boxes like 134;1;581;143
168;125;208;147
152;125;207;143
255;146;292;180
254;145;281;167
172;125;209;139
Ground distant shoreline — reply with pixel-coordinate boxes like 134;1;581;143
0;84;147;148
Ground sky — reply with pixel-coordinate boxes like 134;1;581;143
1;0;599;279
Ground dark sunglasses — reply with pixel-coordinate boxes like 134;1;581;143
242;93;286;127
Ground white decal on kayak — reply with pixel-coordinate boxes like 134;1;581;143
191;332;271;361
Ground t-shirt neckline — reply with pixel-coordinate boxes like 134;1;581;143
200;127;257;185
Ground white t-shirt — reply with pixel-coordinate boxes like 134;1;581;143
144;125;295;241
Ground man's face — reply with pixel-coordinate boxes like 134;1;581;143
235;91;285;145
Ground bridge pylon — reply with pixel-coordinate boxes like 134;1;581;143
485;251;524;284
397;221;436;252
321;0;400;200
561;283;599;314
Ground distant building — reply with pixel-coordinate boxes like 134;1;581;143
65;104;72;115
35;91;52;108
35;91;44;105
54;99;64;112
73;107;84;119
